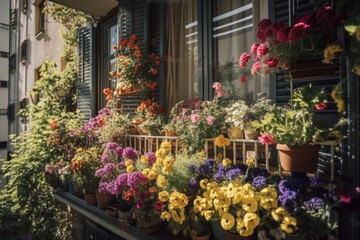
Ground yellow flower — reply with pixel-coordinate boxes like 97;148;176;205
272;207;290;222
126;165;135;173
335;98;345;112
76;148;83;153
170;207;185;224
149;186;158;192
170;192;189;208
225;182;238;198
243;212;260;230
156;149;166;159
200;179;208;189
214;134;230;148
260;197;278;209
160;211;171;221
193;196;203;212
222;158;232;168
233;191;244;204
156;157;164;165
160;141;171;153
158;191;170;202
221;212;235;230
163;156;174;169
142;168;151;178
157;175;167;189
125;159;133;166
354;65;360;76
260;187;278;199
147;169;157;180
162;167;171;175
204;210;214;221
241;196;258;213
280;216;297;234
323;44;343;64
245;157;255;168
197;151;206;160
217;204;229;216
140;155;148;164
206;181;219;192
216;152;223;163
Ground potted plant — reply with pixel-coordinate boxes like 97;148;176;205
96;111;130;146
238;4;341;81
138;114;166;136
225;100;249;139
252;84;336;173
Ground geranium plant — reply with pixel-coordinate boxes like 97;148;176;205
238;5;340;81
111;34;160;91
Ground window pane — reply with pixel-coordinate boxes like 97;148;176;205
109;24;118;55
165;0;199;110
212;0;254;102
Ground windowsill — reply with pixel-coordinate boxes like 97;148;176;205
53;192;185;240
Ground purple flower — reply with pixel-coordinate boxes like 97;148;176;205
127;171;148;188
188;177;199;194
206;159;216;166
189;164;196;173
226;168;242;181
217;163;226;172
98;182;108;192
101;154;109;163
115;146;123;156
122;147;138;160
309;176;320;187
252;176;267;189
214;171;226;182
106;142;119;150
304;197;325;211
146;152;156;165
95;168;105;177
106;181;117;195
279;190;298;212
198;164;212;178
113;173;128;194
104;163;116;173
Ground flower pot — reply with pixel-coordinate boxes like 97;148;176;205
95;189;113;210
190;230;211;240
106;206;118;218
276;144;320;173
210;220;225;240
227;126;244;139
287;59;339;80
83;190;97;205
223;228;258;240
165;130;177;137
137;217;161;234
244;130;259;140
130;126;139;135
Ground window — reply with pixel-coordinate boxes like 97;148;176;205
9;54;16;72
0;51;9;58
21;0;28;14
20;39;28;63
10;9;17;29
0;81;8;88
0;142;7;149
34;0;45;38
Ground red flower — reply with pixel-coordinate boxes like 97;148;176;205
340;195;351;204
250;43;259;54
288;22;310;41
315;102;327;110
270;22;285;33
240;76;246;83
256;44;269;58
258;132;275;145
155;200;164;210
239;52;251;68
251;61;262;75
265;58;279;68
276;26;290;42
258;19;272;31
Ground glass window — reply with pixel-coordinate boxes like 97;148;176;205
164;0;199;110
212;0;254;103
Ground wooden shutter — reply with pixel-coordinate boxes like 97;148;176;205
78;25;96;120
269;0;346;176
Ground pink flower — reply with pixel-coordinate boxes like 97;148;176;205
257;29;273;43
215;89;225;98
206;115;215;125
258;132;275;145
340;195;351;204
251;62;262;75
315;102;327;110
288;22;310;41
212;82;222;90
265;58;279;68
250;43;259;54
270;22;285;32
356;187;360;193
298;14;316;25
190;113;201;123
276;26;290;42
256;44;269;58
258;19;272;31
239;52;251;68
240;76;247;83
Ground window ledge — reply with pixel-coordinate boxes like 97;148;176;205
35;30;44;40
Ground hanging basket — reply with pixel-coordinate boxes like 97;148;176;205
287;59;339;80
276;144;320;173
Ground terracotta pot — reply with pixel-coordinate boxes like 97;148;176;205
164;130;177;137
227;126;244;139
83;190;97;205
276;144;320;173
106;206;118;217
190;230;211;240
132;118;144;125
137;217;161;234
130;126;139;135
244;130;259;140
223;228;258;240
95;189;113;209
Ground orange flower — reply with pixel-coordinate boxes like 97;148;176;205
150;68;158;75
134;50;142;58
98;118;105;126
49;119;58;131
116;72;123;79
119;38;127;47
130;33;138;41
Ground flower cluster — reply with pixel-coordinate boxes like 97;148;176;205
225;100;249;130
136;99;163;119
238;5;340;82
111;34;160;89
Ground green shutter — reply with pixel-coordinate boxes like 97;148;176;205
78;25;96;120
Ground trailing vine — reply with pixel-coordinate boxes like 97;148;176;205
0;2;92;239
